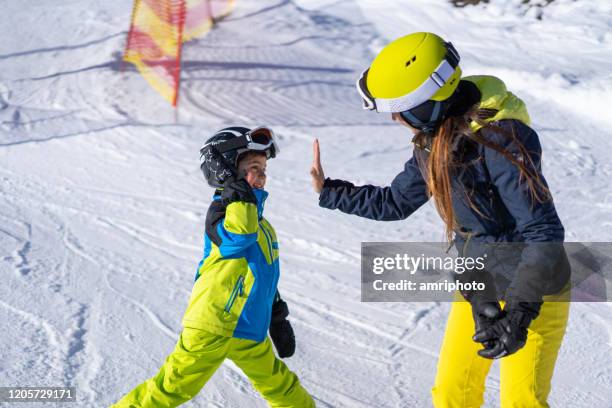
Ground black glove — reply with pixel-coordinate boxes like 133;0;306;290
200;144;238;187
472;305;535;359
457;269;501;349
471;300;502;350
269;296;296;358
220;178;257;206
201;145;257;205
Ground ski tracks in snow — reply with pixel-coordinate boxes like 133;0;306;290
178;0;381;128
1;0;611;406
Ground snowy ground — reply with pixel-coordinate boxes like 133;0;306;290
1;0;611;406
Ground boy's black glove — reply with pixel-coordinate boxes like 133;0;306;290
220;178;257;206
472;302;539;359
269;297;296;358
200;144;237;186
201;145;256;205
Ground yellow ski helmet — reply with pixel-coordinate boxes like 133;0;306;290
356;32;462;114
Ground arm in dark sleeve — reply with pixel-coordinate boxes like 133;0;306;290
482;120;568;314
318;152;429;221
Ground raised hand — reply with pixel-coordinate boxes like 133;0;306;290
310;138;325;193
200;145;256;205
200;144;238;187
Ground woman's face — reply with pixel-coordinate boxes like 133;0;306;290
238;153;267;189
391;112;420;135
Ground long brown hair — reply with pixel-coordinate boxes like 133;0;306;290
415;107;552;242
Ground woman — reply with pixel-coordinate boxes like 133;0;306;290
311;32;570;407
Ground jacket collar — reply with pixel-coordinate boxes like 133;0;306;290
212;188;268;219
252;188;268;219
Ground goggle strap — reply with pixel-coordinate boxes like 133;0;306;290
214;132;278;156
431;71;445;87
445;42;460;68
215;135;249;154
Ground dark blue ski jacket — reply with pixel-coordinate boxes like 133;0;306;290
319;119;568;305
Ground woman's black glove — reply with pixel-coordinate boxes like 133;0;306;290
472;303;538;359
269;295;296;358
471;300;502;350
458;269;501;349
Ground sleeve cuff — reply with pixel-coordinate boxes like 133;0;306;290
318;178;334;208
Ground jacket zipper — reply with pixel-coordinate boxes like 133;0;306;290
224;275;244;313
260;221;274;263
259;221;277;300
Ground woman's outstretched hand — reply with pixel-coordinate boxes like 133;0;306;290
310;138;325;194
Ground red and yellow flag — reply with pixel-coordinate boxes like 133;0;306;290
124;0;235;106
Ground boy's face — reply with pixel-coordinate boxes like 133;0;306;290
237;153;267;189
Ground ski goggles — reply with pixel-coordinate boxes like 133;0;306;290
399;99;448;134
210;126;280;159
356;41;460;113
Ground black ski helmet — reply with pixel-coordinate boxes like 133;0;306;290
199;126;279;188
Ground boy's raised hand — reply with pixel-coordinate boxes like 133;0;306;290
201;144;256;204
310;138;325;193
200;144;238;186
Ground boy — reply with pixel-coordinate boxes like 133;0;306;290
113;126;315;408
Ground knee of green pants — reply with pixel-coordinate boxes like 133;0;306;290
260;369;315;408
228;337;315;408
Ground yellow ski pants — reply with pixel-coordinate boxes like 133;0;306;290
112;327;315;408
431;294;570;408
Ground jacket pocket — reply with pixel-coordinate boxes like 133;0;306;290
224;275;245;313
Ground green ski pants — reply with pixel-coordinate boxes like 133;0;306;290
112;327;315;408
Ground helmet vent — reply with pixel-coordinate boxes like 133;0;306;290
405;56;417;67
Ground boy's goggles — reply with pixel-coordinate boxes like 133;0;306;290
211;126;280;159
356;42;460;113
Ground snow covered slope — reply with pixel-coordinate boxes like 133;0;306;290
0;0;611;406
